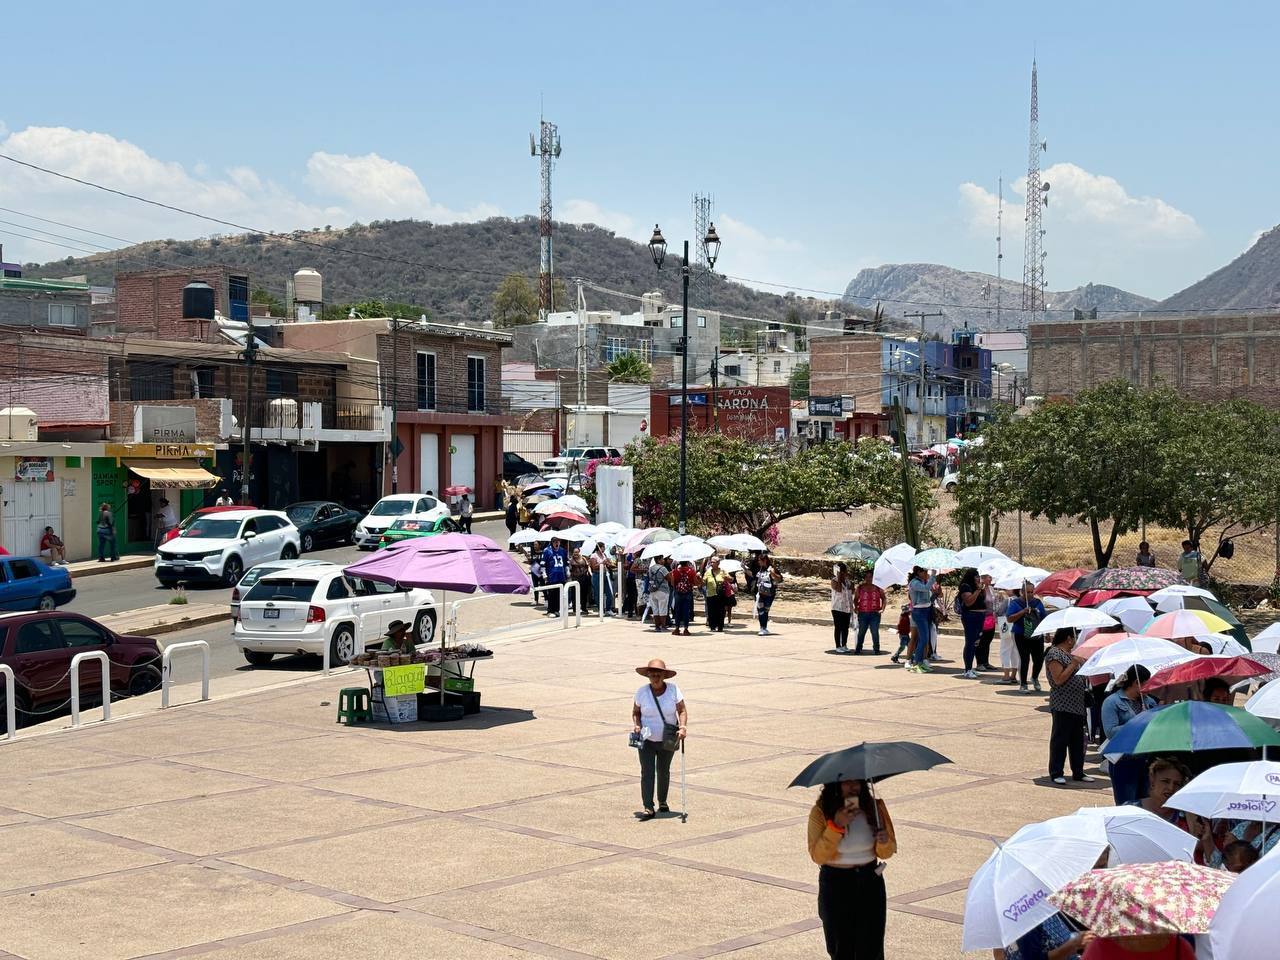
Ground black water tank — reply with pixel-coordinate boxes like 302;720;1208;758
182;281;215;321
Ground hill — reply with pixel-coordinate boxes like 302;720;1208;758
1157;226;1280;313
842;262;1155;330
24;217;863;342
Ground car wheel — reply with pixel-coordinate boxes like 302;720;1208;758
330;625;357;666
300;533;315;553
222;555;244;587
414;610;436;645
243;650;275;667
0;688;30;734
37;593;56;611
127;664;162;697
280;543;298;560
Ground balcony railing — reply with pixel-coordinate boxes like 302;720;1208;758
322;400;383;431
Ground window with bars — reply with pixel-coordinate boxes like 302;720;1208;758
605;337;626;362
129;362;175;401
416;352;436;410
467;356;486;412
636;340;652;362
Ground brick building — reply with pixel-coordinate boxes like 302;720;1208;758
114;266;250;339
808;334;884;410
1027;314;1280;406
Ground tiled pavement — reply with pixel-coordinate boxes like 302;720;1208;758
0;621;1115;959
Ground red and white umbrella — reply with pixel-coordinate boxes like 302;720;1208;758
1145;655;1271;691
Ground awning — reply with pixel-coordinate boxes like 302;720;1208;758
125;460;221;490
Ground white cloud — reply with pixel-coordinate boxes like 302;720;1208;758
958;162;1202;294
0;125;499;267
559;198;635;237
712;213;852;297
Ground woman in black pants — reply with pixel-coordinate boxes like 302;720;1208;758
1045;628;1093;786
956;569;987;679
807;778;896;959
1007;582;1047;693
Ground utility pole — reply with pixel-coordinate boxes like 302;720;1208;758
389;318;400;493
903;311;943;448
710;346;720;432
240;317;257;505
575;280;587;447
679;240;690;533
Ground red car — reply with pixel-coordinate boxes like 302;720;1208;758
0;611;162;732
162;504;254;544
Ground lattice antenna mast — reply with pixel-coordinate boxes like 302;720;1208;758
530;117;562;317
692;193;714;281
996;174;1003;328
1021;60;1049;318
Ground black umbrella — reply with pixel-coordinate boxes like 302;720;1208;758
788;740;952;788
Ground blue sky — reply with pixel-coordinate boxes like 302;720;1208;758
1;1;1275;301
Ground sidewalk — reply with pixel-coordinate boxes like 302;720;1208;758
0;617;1106;960
65;554;154;579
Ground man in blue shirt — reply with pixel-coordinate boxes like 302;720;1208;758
542;536;568;617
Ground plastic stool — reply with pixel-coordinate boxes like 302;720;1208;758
336;687;371;725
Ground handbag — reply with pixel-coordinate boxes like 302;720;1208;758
649;686;681;752
983;612;996;632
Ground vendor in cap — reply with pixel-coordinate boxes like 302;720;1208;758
381;619;413;652
631;659;687;821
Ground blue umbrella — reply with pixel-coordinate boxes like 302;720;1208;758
1104;701;1280;757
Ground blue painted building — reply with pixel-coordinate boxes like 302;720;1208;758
880;330;992;445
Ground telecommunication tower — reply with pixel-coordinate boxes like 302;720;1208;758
692;193;714;280
1021;60;1049;318
996;175;1004;329
530;117;562;316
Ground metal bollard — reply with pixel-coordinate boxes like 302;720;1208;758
161;641;210;708
0;665;15;741
70;650;111;728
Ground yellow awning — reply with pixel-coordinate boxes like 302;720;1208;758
125;460;221;490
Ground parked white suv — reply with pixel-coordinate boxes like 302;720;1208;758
155;509;301;587
234;565;437;666
353;493;449;549
542;446;622;475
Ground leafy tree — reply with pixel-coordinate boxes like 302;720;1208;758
1146;398;1280;572
250;287;284;315
624;433;933;539
788;361;810;399
491;273;539;327
322;299;428;321
606;351;652;383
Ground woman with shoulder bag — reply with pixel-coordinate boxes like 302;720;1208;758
808;777;896;960
631;659;687;821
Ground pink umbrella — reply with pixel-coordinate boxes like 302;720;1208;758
1073;631;1149;660
625;527;677;553
344;533;530;594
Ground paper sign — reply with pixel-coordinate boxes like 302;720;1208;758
382;663;425;697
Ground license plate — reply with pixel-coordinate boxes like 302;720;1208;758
264;609;280;619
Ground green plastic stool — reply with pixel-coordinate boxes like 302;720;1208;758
336;688;371;725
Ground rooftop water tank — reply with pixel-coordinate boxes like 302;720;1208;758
293;268;323;304
0;407;39;441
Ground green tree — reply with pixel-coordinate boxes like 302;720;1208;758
323;299;428;321
788;361;810;399
606;351;652;383
491;273;539;327
250;287;284;315
623;433;933;539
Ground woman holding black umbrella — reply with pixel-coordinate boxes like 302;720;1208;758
808;779;896;959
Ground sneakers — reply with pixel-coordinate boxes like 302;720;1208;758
929;655;944;663
1019;683;1029;692
959;669;978;679
758;629;767;636
1073;775;1095;784
1051;776;1067;786
830;648;843;654
905;663;920;673
1033;679;1043;693
890;655;900;664
918;662;933;672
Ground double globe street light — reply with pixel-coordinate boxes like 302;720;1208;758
648;221;722;533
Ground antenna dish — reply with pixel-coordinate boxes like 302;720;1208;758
1041;140;1048;151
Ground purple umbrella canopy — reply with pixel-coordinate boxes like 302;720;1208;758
344;533;531;594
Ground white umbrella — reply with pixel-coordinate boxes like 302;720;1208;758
670;534;704;547
955;545;1008;567
718;558;744;574
993;566;1052;590
533;499;569;516
961;814;1110;951
564;523;598;538
1032;607;1118;636
1166;760;1280;822
670;540;714;563
1246;681;1280;722
873;554;911;589
1148;585;1218;612
535;528;589;542
980;556;1022;578
1097;596;1156;634
508;529;541;547
912;547;961;571
1200;633;1251;657
1254;623;1280;656
554;494;590;516
594;521;627;536
1077;636;1199;678
1070;806;1197;864
881;542;917;567
1207;842;1280;960
708;533;768;552
1042;595;1071;611
640;541;674;560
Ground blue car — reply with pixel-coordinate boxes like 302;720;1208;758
0;557;76;611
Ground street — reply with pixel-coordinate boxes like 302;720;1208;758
65;517;512;619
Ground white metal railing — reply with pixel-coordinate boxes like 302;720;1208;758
161;641;210;708
70;650;111;728
0;665;14;742
531;582;582;630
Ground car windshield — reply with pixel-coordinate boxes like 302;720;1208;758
286;506;317;523
244;578;319;602
180;518;242;539
388;518;433;532
370;499;415;517
238;565;283;589
559;448;587;459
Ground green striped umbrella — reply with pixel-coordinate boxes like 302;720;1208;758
1105;701;1280;756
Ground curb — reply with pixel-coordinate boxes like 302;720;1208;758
100;608;230;638
67;557;154;579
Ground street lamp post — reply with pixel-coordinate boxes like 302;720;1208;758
649;222;721;534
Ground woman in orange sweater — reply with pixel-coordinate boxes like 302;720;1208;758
807;778;897;960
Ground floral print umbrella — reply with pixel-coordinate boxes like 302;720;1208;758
1051;861;1233;937
1072;566;1187;594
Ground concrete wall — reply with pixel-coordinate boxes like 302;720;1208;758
0;289;91;332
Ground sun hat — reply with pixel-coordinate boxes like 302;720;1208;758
384;619;409;638
635;658;677;679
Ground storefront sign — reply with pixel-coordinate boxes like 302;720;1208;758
15;457;53;482
139;406;197;443
382;663;426;697
669;393;709;406
104;443;213;460
808;396;844;417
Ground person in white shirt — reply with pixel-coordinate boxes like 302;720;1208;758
156;497;179;545
631;658;687;820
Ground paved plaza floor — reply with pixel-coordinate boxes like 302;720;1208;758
0;617;1114;959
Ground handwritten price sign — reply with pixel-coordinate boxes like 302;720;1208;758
382;664;425;697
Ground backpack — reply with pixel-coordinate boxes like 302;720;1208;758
953;593;966;617
647;564;668;592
